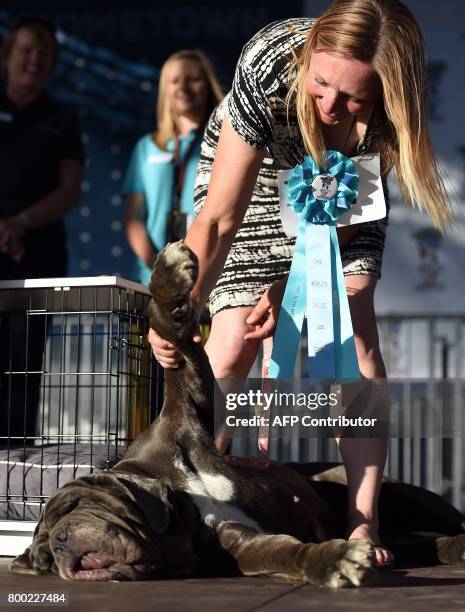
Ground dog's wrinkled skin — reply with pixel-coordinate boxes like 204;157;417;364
11;242;465;585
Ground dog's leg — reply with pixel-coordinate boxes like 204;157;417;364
148;242;199;350
382;534;465;566
379;482;465;537
116;242;233;475
148;242;216;423
217;522;375;588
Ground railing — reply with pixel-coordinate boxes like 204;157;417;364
240;315;465;511
377;315;465;379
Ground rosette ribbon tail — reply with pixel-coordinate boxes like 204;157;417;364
268;219;307;378
329;225;360;379
305;222;336;377
269;221;360;381
305;223;360;380
269;149;361;381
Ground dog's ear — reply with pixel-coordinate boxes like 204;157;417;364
11;486;81;576
117;478;170;534
10;517;53;575
9;546;36;575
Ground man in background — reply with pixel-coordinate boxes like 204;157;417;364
0;17;84;442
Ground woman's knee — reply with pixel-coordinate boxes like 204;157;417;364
352;330;380;364
346;275;384;374
351;323;384;378
205;307;260;377
351;307;381;363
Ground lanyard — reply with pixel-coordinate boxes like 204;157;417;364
171;130;203;212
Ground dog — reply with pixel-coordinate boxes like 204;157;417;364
10;242;465;586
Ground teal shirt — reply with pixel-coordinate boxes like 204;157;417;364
122;130;201;285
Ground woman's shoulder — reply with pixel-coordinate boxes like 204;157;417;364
126;133;172;169
239;17;314;74
132;133;161;153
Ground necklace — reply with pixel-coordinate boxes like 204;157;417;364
310;116;358;201
340;115;357;155
321;114;357;156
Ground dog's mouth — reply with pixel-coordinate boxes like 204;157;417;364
73;552;116;581
63;551;159;581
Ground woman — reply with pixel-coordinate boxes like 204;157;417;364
123;50;223;285
149;0;451;566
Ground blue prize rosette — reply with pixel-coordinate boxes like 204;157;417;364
269;150;361;380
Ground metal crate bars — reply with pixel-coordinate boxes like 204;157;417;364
0;276;157;529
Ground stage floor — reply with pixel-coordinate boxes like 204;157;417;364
1;557;465;611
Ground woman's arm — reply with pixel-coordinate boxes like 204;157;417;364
9;159;83;233
124;193;157;270
148;116;264;367
0;159;82;261
184;116;265;314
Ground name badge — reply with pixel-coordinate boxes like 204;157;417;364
147;153;174;165
278;153;386;236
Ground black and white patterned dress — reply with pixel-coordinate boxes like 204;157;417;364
194;18;389;316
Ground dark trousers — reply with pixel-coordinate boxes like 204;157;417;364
0;232;67;446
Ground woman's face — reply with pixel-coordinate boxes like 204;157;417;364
164;58;209;120
306;51;381;125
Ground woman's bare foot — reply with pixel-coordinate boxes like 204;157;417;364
348;523;394;567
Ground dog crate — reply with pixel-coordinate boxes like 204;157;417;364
0;276;162;555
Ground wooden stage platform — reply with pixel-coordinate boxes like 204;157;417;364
1;557;465;611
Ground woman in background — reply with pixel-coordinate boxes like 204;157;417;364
122;50;223;286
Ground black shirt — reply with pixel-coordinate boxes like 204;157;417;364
0;87;84;279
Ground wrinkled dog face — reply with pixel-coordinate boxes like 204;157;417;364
11;474;173;581
46;513;160;581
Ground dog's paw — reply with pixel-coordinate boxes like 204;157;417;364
149;242;198;306
302;539;376;588
437;534;465;565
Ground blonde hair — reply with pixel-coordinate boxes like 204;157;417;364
154;49;223;150
286;0;452;230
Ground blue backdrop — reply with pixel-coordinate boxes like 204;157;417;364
0;1;302;281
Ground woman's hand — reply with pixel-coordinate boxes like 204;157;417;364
148;325;203;369
243;276;288;340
